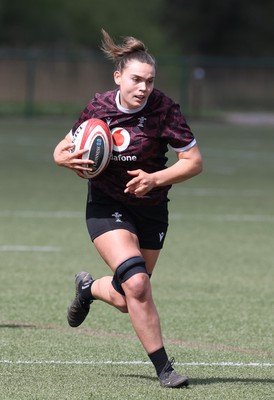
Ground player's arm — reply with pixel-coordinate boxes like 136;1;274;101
53;133;94;178
153;144;203;185
125;144;203;196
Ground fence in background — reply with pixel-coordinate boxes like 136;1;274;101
0;48;273;117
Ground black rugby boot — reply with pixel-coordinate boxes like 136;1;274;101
158;358;189;388
67;272;94;327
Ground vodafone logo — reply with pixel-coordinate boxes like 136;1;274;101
111;128;130;152
110;127;137;162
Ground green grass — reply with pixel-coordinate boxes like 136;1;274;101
0;117;274;399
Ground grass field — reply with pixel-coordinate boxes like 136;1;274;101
0;117;273;399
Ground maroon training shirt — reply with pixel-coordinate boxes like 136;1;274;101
70;88;196;206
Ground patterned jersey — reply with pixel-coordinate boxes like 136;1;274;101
70;88;196;206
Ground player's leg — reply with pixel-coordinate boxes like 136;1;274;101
67;196;188;387
67;226;161;350
85;228;163;353
90;229;142;312
93;235;188;387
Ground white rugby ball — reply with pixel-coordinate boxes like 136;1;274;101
72;118;113;178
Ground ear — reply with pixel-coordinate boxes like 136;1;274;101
114;70;121;85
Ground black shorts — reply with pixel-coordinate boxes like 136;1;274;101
86;187;169;250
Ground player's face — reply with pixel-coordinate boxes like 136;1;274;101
114;60;155;110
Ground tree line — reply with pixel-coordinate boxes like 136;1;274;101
1;0;273;57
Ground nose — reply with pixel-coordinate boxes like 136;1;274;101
139;81;147;92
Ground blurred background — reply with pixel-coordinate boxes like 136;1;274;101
1;0;274;119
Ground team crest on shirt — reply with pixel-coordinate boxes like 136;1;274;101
137;117;146;127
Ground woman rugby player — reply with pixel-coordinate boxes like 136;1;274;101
53;29;203;388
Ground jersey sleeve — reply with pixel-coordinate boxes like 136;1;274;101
70;90;116;137
162;103;196;152
71;100;97;135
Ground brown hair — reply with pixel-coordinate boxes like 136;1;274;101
101;29;156;72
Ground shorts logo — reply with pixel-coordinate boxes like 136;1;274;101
112;212;123;223
111;128;130;152
159;232;165;242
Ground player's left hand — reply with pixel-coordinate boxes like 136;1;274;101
125;169;156;197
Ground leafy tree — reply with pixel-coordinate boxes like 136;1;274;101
161;0;274;56
0;0;171;54
0;0;74;46
1;0;274;56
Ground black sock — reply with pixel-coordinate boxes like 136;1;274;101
80;279;96;302
148;347;173;376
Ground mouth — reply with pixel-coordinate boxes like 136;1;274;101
134;95;146;102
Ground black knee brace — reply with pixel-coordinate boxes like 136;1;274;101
112;256;148;296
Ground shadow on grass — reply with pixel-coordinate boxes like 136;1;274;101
121;374;274;385
190;377;274;385
0;323;36;329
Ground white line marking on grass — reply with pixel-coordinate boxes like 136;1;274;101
0;246;60;252
181;362;274;367
1;360;273;367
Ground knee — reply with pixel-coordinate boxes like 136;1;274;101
123;273;150;301
112;256;148;298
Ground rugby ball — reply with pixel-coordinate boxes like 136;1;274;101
72;118;113;178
